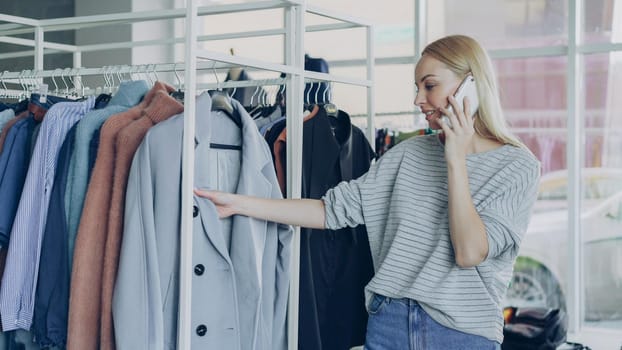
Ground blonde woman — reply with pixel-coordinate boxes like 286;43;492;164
196;35;540;349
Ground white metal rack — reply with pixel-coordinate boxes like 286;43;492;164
0;2;375;349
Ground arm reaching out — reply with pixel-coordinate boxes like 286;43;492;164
194;189;327;229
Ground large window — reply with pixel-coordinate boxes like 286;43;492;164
431;0;567;49
495;57;568;173
582;52;622;329
428;0;622;339
584;0;621;44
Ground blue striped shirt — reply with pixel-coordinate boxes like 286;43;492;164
0;97;95;331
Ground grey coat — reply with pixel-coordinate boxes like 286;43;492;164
113;92;292;350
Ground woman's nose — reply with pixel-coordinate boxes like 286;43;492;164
414;92;425;106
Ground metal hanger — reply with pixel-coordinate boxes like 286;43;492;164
150;64;159;83
0;71;7;98
170;62;185;102
323;81;338;117
305;80;312;105
60;68;70;97
314;81;320;104
209;61;239;128
173;62;183;90
51;68;60;95
249;85;259;107
17;71;26;100
140;64;152;85
323;80;329;103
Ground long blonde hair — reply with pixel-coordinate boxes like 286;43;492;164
422;35;526;149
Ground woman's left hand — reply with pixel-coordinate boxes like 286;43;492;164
438;95;475;163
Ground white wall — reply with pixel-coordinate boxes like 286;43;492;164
76;0;176;86
75;0;131;88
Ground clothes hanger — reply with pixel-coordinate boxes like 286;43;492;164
150;64;159;84
17;71;26;101
140;64;153;86
0;71;7;99
73;68;88;97
303;80;314;112
170;62;185;102
93;66;113;105
66;68;78;98
323;81;338;118
60;68;71;98
209;62;241;128
246;85;261;115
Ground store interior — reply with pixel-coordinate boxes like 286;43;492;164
0;0;621;349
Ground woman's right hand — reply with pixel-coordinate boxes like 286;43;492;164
194;189;238;218
194;189;326;229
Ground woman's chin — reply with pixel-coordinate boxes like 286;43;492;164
428;121;443;130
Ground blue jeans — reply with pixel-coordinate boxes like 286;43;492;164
364;294;501;350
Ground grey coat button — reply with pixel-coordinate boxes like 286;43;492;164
196;324;207;336
194;264;205;276
193;205;199;217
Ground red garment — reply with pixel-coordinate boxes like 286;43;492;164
67;82;181;350
99;89;183;350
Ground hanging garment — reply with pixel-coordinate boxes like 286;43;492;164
32;123;78;348
0;108;44;345
67;82;181;350
273;107;376;350
273;105;319;194
114;92;292;350
0;97;95;332
87;126;100;179
99;87;182;350
64;80;150;269
0;109;15;133
0;112;28;155
0;99;29;116
0;117;37;248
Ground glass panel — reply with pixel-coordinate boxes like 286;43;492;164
203;0;415;59
499;56;569;312
583;0;622;44
495;56;568;174
582;53;622;329
432;0;567;49
309;0;414;59
305;27;368;61
200;9;285;63
335;64;417;132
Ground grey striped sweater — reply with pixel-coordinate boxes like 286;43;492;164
322;134;540;343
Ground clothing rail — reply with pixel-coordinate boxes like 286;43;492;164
0;1;300;35
0;2;375;349
0;23;360;61
0;0;368;68
0;64;370;87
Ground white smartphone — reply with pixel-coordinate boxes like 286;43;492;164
441;74;479;129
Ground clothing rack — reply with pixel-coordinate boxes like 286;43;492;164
0;2;375;349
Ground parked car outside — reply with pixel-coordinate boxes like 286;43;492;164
504;167;622;327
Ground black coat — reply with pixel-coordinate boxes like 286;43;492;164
274;106;375;350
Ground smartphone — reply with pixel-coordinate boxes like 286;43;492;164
440;74;479;129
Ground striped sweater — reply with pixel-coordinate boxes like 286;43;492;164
322;134;540;343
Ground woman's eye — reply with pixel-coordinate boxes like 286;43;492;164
425;84;435;91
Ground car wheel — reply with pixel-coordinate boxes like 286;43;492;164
504;257;566;311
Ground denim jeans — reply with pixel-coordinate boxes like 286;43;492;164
364;294;501;350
